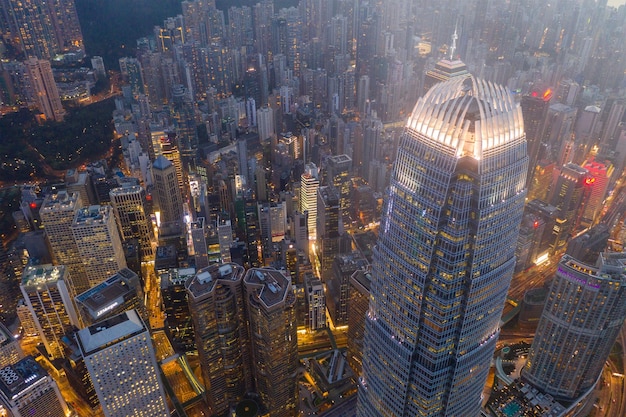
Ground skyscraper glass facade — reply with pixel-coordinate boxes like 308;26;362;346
357;75;527;417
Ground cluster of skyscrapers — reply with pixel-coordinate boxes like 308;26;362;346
1;0;626;416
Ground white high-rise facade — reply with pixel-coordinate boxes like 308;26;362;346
71;205;127;288
299;163;319;240
40;190;88;297
357;76;528;417
78;310;169;417
20;265;80;359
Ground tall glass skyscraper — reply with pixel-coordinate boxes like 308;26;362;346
357;75;528;417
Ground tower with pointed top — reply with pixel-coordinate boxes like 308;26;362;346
357;76;527;417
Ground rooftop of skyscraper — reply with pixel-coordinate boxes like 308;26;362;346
109;184;144;196
160;267;196;288
40;190;80;211
0;322;16;349
77;310;145;356
406;75;523;159
73;205;111;225
75;268;140;321
21;264;66;287
244;267;292;308
186;263;244;298
0;356;48;399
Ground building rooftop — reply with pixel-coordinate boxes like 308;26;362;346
244;267;292;308
73;205;112;226
0;356;48;399
75;268;140;321
161;267;196;289
327;154;352;164
186;263;244;298
40;190;80;212
153;155;173;170
21;264;66;287
109;184;144;197
0;322;16;348
77;310;146;356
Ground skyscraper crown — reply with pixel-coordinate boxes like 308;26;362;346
407;76;524;159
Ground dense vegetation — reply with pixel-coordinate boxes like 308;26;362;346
0;98;115;181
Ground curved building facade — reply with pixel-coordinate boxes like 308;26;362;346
357;76;527;417
522;253;626;401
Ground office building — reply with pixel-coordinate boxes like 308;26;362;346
16;299;38;337
25;58;65;121
304;273;325;330
77;310;169;417
521;88;552;188
325;154;352;221
581;158;613;226
110;184;155;259
0;322;23;368
74;268;144;326
189;218;209;269
72;205;127;289
0;356;69;417
357;76;527;417
40;190;88;298
186;263;252;416
316;186;341;276
347;269;371;375
549;163;591;251
244;267;298;417
161;267;195;352
153;155;184;224
299;163;319;240
20;265;80;359
217;217;233;263
327;252;367;327
522;253;626;402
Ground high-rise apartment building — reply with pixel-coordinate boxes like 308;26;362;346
357;76;527;417
0;356;70;417
40;190;88;298
20;265;80;359
153;155;184;224
0;0;83;59
522;253;626;401
244;267;298;417
25;57;65;121
110;184;155;259
186;263;252;416
72;205;127;289
299;162;319;240
77;310;169;417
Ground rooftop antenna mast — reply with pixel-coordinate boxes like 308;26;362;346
450;21;458;61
